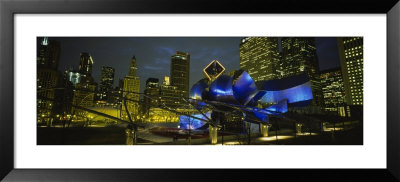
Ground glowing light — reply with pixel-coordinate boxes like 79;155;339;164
224;141;240;145
266;99;288;113
258;136;294;141
41;37;48;45
324;127;344;132
296;132;319;136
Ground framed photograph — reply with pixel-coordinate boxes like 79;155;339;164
1;0;399;181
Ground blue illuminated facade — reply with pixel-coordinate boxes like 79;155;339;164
260;82;313;105
232;71;259;105
209;75;236;103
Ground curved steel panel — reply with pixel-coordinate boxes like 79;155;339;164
209;75;236;103
260;82;313;104
232;71;258;105
189;78;209;100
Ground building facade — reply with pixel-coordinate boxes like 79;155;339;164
160;76;181;108
280;37;323;107
78;52;94;76
170;51;190;98
122;56;141;120
37;37;61;124
122;76;140;119
37;69;62;123
337;37;363;106
98;66;115;101
239;37;280;82
37;37;61;70
320;68;346;114
144;78;160;116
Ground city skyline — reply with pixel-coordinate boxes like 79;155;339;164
39;37;341;93
36;36;362;146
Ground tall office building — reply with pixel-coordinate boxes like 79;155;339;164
99;66;115;101
337;37;363;106
37;69;62;122
122;56;140;119
320;68;346;114
79;52;94;76
37;37;61;70
54;73;74;116
107;79;124;108
160;76;181;108
143;78;160;116
37;37;61;123
280;37;323;107
147;77;182;122
72;52;97;118
170;51;190;98
239;37;280;82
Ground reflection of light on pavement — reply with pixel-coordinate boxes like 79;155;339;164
324;127;343;132
224;141;240;145
258;135;293;141
296;132;319;136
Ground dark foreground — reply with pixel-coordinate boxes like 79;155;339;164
37;125;362;145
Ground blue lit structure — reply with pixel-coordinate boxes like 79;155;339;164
179;112;211;130
258;73;313;107
189;78;209;109
180;61;313;129
209;75;236;104
232;71;259;105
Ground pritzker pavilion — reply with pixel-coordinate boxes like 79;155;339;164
179;60;314;144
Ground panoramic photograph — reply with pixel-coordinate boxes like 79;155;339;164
36;37;363;145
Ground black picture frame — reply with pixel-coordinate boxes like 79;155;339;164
1;0;399;181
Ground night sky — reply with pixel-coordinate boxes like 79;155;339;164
44;37;340;93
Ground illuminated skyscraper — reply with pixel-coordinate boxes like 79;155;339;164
320;68;346;115
160;76;181;108
122;77;140;118
239;37;280;82
79;52;94;76
37;37;60;70
37;69;61;122
99;66;115;101
144;78;160;116
72;52;97;118
337;37;363;106
170;51;190;98
37;37;61;124
280;37;323;107
107;79;124;108
122;56;140;119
